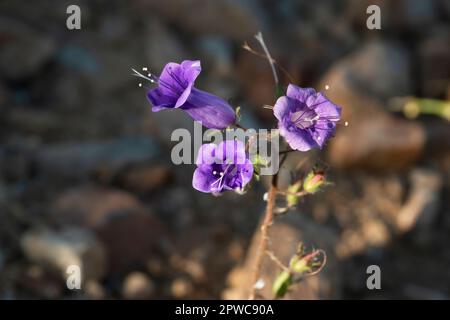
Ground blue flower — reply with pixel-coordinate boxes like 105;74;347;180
193;140;253;194
274;84;341;151
147;60;236;129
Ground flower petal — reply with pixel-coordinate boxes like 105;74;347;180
175;83;194;108
309;120;336;148
273;96;294;121
147;88;177;111
158;62;186;97
195;143;217;165
181;60;201;83
279;125;318;152
192;168;215;193
307;92;341;120
216;140;247;165
286;84;316;103
182;88;236;129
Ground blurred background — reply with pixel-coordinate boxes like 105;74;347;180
0;0;449;299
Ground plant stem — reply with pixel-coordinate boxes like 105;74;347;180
248;31;284;300
249;182;277;300
249;154;287;300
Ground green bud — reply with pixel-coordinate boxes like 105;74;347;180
286;181;302;207
303;171;325;194
289;255;309;274
272;270;292;299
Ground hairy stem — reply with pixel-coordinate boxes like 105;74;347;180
249;182;277;300
249;154;287;300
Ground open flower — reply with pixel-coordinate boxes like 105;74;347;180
147;60;236;129
274;84;341;151
193;140;253;194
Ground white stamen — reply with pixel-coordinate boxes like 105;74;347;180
142;67;148;71
213;171;217;175
131;68;156;83
344;121;349;127
138;83;142;87
325;85;330;90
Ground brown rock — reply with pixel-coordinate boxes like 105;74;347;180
52;186;167;273
320;41;426;171
329;112;426;171
116;164;171;194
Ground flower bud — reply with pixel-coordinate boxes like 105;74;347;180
303;171;325;194
286;181;302;207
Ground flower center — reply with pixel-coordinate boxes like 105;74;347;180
289;108;319;130
210;163;239;189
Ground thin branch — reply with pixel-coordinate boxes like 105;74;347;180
254;32;279;85
265;250;289;272
242;42;295;84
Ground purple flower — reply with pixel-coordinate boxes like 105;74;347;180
192;140;254;194
147;60;236;129
273;84;341;151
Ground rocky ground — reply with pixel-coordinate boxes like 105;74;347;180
0;0;449;299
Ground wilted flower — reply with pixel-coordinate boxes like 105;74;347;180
147;60;236;129
192;140;253;194
273;84;341;151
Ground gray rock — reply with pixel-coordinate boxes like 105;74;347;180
21;227;107;281
0;18;56;79
138;0;261;40
35;136;160;180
